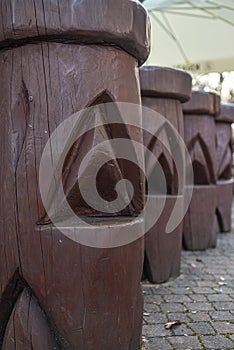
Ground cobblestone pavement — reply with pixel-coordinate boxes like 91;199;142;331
142;207;234;349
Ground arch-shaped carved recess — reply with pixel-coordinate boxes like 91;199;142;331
192;160;210;185
147;153;173;195
38;90;144;225
217;141;232;180
187;132;216;185
0;270;24;346
2;288;65;350
145;122;179;195
216;208;224;233
0;272;67;349
143;252;153;282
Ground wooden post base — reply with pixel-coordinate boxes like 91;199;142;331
216;180;233;232
183;186;217;250
144;196;183;283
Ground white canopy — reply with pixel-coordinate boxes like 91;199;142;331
141;0;234;73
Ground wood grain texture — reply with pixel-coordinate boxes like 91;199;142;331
2;288;59;350
183;91;220;250
140;66;192;102
0;40;146;350
216;180;233;232
184;114;217;185
0;0;150;65
216;121;232;181
144;196;183;283
183;90;221;115
215;103;234;233
183;186;217;250
215;102;234;123
140;67;192;283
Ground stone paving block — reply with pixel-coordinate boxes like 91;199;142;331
143;324;168;338
164;295;192;303
216;286;234;294
189;312;212;322
167;335;203;349
197;281;222;288
212;321;234;334
185;302;215;311
144;303;161;313
209;311;234;321
143;294;164;303
149;286;172;295
144;312;168;324
213;302;234;311
192;287;216;294
160;302;187;313
189;295;207;302
144;295;162;303
200;334;234;349
190;321;216;335
171;324;194;336
170;287;194;294
207;294;233;302
171;280;198;288
167;312;191;323
144;337;174;350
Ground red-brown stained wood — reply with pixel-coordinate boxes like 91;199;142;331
183;91;220;250
144;196;184;283
0;0;150;66
183;186;217;250
140;66;192;283
216;180;233;232
2;289;59;350
0;1;150;349
215;103;234;232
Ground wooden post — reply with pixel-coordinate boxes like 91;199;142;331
183;91;220;250
140;66;192;283
215;103;234;232
0;1;150;349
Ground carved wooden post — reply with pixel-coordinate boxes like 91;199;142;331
215;103;234;232
0;1;150;349
140;67;192;283
183;91;220;250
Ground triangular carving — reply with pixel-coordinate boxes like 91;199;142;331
192;160;210;185
2;288;60;350
147;153;173;195
2;287;70;350
217;142;232;180
145;123;179;194
39;90;142;225
0;270;24;345
0;273;69;349
216;208;224;233
187;133;215;185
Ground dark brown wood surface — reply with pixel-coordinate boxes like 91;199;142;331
0;0;150;66
183;91;219;250
216;180;233;232
140;66;192;283
183;186;217;250
215;103;234;232
0;1;150;349
140;66;192;102
144;196;183;283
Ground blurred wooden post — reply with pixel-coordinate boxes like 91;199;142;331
215;103;234;232
0;1;150;349
140;67;192;283
183;91;220;250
